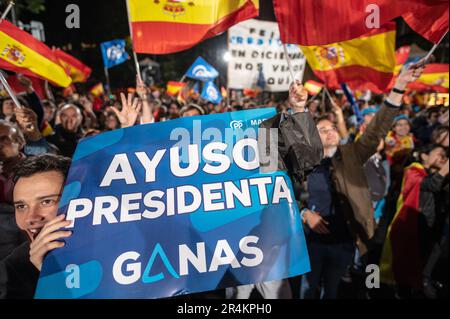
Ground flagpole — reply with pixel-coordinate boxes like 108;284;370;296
104;67;112;95
125;0;141;81
323;86;333;101
0;71;37;131
0;71;22;109
227;30;231;109
424;29;449;62
283;43;296;83
0;1;15;22
44;80;55;101
320;86;326;114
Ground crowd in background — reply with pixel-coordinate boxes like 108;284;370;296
0;67;448;299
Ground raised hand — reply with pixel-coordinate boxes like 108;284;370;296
111;93;142;128
29;214;72;271
288;80;309;113
14;107;41;141
17;74;34;93
395;59;426;90
136;75;149;101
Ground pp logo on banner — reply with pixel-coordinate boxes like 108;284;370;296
230;120;244;130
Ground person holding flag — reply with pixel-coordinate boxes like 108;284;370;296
294;60;426;299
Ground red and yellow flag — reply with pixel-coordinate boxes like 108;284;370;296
304;80;323;95
0;20;72;87
274;0;448;45
90;83;105;97
380;163;427;290
53;48;92;83
408;64;449;93
166;81;187;96
128;0;259;54
301;23;396;92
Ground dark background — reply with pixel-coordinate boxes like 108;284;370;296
6;0;450;90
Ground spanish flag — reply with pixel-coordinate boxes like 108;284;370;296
304;80;323;95
90;83;105;97
0;20;72;88
408;64;449;93
380;163;428;290
166;81;187;96
301;23;396;92
53;48;92;83
128;0;259;54
274;0;449;45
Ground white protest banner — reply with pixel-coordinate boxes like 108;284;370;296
228;19;306;92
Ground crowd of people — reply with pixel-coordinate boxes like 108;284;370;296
0;59;448;299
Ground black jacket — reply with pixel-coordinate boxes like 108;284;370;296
258;111;323;200
418;173;449;262
46;125;84;158
0;204;27;260
0;241;39;299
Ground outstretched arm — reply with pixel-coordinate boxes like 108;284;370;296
354;61;426;163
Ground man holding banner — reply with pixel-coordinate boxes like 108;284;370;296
1;82;316;299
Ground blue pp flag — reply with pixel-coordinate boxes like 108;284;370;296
35;109;310;299
186;57;219;82
201;81;222;104
101;39;129;69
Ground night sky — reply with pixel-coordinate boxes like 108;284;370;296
16;0;448;90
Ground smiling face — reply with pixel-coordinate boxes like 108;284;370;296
393;119;411;137
14;171;65;242
60;106;82;132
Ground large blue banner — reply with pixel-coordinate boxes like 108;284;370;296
35;108;310;299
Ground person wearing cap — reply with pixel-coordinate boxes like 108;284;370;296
385;115;415;166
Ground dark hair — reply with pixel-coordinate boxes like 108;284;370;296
410;144;446;164
372;95;384;106
314;115;335;126
432;125;449;145
42;100;56;109
13;154;71;184
426;106;441;118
